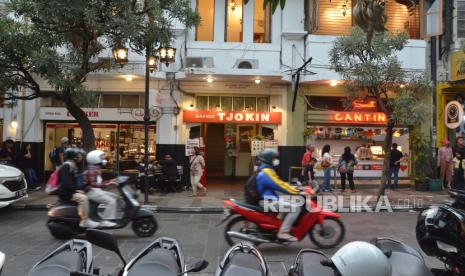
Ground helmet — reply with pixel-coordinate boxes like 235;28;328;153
257;149;279;165
60;137;70;144
416;205;465;258
331;241;391;276
86;150;105;165
64;147;82;162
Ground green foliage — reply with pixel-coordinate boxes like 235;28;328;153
410;128;432;178
244;0;285;14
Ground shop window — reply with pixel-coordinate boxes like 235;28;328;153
238;125;254;152
254;0;271;43
121;95;141;108
102;95;120;108
196;96;209;110
245;97;256;111
225;0;243;42
196;0;215;41
257;97;269;112
459;1;465;38
306;96;346;111
221;96;233;111
209;96;221;110
233;97;245;111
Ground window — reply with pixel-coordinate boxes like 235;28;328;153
221;96;233;111
244;97;257;111
459;1;465;38
102;95;121;108
233;97;245;111
196;96;269;111
196;96;209;110
121;95;141;108
196;0;215;41
254;0;271;43
208;96;221;110
257;97;269;112
225;0;243;42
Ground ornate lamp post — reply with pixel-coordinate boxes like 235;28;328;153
112;47;129;67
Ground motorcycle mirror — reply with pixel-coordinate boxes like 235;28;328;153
86;229;126;266
177;260;208;275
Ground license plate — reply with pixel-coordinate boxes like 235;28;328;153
16;190;26;197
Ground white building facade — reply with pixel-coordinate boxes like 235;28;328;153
1;0;427;181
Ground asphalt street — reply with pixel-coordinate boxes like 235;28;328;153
0;209;443;275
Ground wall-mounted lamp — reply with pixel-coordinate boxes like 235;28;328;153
10;120;18;129
254;79;261;84
189;103;194;108
207;77;214;83
330;80;338;87
271;105;277;110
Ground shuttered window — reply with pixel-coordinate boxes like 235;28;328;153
458;1;465;38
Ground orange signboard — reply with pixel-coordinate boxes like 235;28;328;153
332;112;387;124
183;110;282;124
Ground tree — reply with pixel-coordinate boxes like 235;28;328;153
0;0;199;150
329;27;429;197
244;0;285;14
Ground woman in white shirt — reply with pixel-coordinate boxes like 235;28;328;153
321;144;333;192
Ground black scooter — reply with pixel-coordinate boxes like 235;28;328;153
27;239;93;276
215;242;269;276
47;176;157;239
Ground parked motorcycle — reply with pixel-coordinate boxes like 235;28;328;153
220;186;345;248
0;250;5;275
47;176;157;239
445;189;465;210
214;242;268;276
417;204;465;276
27;239;93;276
288;238;432;276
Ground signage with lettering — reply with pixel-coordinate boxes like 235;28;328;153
183;110;282;124
445;100;464;129
332;112;387;124
40;107;148;122
352;100;377;111
451;51;465;81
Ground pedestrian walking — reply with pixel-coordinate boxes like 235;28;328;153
190;147;207;196
301;144;315;185
338;146;358;193
320;144;333;192
387;143;404;190
452;136;465;190
52;137;70;167
438;139;453;189
20;143;40;191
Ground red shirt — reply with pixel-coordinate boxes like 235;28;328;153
301;151;313;166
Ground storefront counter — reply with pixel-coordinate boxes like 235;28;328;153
314;159;409;178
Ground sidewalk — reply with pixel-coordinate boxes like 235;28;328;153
9;179;449;213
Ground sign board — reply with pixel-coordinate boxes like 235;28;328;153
40;107;158;122
251;140;265;156
352;100;377;111
185;138;205;156
183;110;282;124
450;51;465;81
445;101;464;129
332;112;387;124
421;0;443;38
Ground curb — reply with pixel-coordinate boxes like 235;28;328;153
7;203;427;213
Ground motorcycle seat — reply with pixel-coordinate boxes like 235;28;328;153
28;251;82;276
127;248;180;276
221;252;265;276
387;252;433;276
232;200;264;212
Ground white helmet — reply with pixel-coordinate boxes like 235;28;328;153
86;150;106;166
331;241;391;276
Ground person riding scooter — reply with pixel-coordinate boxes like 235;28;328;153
57;148;99;228
256;149;302;242
83;150;118;227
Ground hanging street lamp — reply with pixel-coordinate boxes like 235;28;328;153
159;46;176;67
112;47;129;67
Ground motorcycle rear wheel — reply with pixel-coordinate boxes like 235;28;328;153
224;216;262;246
308;217;345;249
132;217;158;237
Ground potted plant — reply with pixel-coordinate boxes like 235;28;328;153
410;130;432;191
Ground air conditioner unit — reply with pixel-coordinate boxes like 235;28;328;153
185;57;214;68
234;59;259;69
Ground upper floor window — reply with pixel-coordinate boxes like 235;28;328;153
458;1;465;38
225;0;243;42
41;93;144;108
196;0;215;41
308;0;420;39
254;0;271;43
196;95;269;112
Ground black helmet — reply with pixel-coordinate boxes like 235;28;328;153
257;149;279;165
416;205;465;258
64;147;82;162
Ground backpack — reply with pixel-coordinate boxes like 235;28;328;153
45;168;60;195
244;173;260;205
49;147;58;164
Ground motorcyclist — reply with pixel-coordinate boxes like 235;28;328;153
256;148;302;242
57;148;99;228
83;150;118;227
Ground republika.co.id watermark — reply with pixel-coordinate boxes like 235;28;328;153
262;195;424;213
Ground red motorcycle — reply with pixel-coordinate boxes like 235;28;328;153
219;187;345;248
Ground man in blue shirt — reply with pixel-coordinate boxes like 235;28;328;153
256;149;301;242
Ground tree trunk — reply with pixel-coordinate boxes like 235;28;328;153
62;93;96;151
377;120;394;199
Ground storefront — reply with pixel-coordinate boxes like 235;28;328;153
40;108;156;174
305;100;410;178
182;96;282;177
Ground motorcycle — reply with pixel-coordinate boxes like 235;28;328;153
27;239;94;276
0;250;4;275
288;238;432;276
220;186;345;248
445;189;465;210
47;176;157;239
214;242;268;276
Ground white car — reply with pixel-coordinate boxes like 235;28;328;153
0;164;28;208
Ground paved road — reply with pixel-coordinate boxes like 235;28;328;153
0;209;442;275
